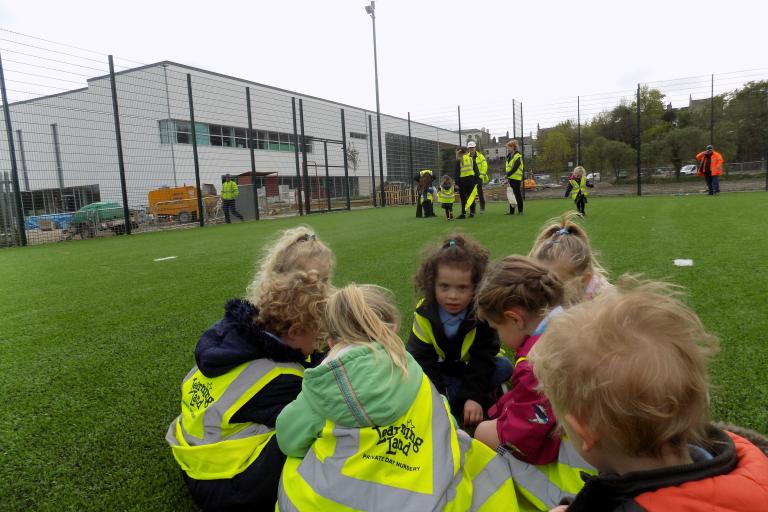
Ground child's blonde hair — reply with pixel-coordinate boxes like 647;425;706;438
475;255;563;324
529;213;607;305
573;166;586;178
324;284;409;376
530;276;719;459
246;226;334;303
255;270;329;339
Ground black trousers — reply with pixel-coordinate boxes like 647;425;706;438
508;179;524;214
223;199;244;223
442;203;454;219
575;193;587;215
458;175;478;216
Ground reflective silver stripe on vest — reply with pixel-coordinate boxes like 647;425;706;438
501;439;593;509
276;489;300;512
470;448;514;510
291;379;459;510
412;316;427;340
169;360;302;447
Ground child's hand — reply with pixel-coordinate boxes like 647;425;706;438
463;399;484;427
549;507;568;512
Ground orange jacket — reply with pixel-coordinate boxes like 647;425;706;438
634;431;768;511
696;150;724;176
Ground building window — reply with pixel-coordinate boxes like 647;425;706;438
175;121;190;144
158;119;310;153
350;131;367;140
209;124;222;146
234;128;247;148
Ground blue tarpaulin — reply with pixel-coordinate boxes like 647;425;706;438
25;213;73;230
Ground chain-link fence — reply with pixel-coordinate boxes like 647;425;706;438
0;31;456;247
1;30;767;247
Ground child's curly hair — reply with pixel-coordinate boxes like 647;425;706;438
246;226;334;303
255;270;330;340
414;233;490;306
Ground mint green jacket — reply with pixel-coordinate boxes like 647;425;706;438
275;344;424;458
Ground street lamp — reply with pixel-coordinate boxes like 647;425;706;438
365;1;386;207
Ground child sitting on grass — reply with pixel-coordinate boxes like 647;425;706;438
528;213;611;306
275;284;517;511
473;256;595;511
407;235;512;427
165;227;334;510
532;278;768;511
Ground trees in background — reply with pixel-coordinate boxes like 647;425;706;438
534;80;768;176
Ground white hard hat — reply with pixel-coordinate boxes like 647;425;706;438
467;141;477;148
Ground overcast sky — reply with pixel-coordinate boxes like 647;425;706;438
2;0;767;137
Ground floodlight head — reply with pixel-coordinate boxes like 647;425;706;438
365;5;373;15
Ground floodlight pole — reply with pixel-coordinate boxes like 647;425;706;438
366;1;386;207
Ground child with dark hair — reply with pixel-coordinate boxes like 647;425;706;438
415;169;436;218
407;234;513;426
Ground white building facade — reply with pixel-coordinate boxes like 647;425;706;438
0;61;459;212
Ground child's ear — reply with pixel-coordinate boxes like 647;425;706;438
565;414;599;453
286;323;305;340
502;309;526;328
581;271;594;287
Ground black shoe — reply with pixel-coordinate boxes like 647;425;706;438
457;214;466;219
469;213;475;218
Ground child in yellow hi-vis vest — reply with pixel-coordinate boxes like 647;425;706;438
275;284;518;511
438;175;456;220
166;227;334;510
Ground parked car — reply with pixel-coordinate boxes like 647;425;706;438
680;164;697;176
586;172;601;181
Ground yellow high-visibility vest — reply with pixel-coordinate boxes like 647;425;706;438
411;299;476;362
568;176;589;200
438;186;456;204
222;180;239;200
166;359;303;480
500;439;596;511
506;152;525;181
277;373;519;511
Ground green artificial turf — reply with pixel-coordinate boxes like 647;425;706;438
1;192;766;509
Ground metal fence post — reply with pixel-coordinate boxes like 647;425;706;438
368;114;377;207
577;96;581;166
340;108;351;210
186;73;204;227
636;83;642;196
0;52;26;246
457;105;462;146
512;99;516;138
299;99;311;215
521;103;526;201
16;130;29;191
108;56;132;234
246;87;259;220
710;74;715;147
291;97;304;216
408;111;414;205
323;141;331;212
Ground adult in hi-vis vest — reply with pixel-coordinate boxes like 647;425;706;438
221;174;244;223
455;143;488;219
505;139;525;215
468;141;488;213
